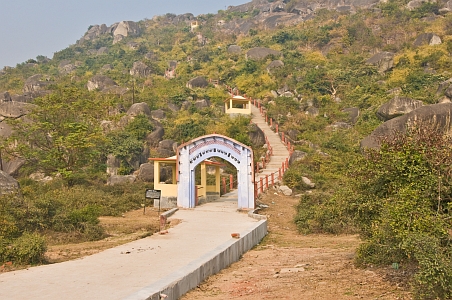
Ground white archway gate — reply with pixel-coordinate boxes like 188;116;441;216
177;134;254;209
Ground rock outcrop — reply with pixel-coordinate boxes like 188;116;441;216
361;103;452;149
376;97;424;121
0;102;36;119
130;61;151;77
87;75;119;92
23;74;52;93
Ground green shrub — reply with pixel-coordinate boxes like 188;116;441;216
9;232;47;265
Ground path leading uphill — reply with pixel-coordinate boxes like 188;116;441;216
251;104;290;188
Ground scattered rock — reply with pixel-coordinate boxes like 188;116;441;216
342;107;360;124
246;47;281;60
87;75;119;92
302;177;315;188
278;185;293;196
366;52;394;73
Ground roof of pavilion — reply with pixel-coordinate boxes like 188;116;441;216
149;156;224;166
224;95;249;102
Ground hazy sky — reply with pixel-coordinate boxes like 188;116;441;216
1;0;247;69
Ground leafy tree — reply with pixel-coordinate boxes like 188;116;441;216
7;87;108;181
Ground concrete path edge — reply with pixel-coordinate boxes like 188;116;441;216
124;219;268;300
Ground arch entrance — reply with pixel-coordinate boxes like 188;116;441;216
177;134;254;209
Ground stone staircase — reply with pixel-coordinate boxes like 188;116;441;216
251;104;290;195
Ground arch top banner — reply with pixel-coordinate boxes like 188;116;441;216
177;134;255;209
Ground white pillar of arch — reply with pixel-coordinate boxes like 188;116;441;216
177;134;254;209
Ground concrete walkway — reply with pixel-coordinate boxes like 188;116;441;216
0;191;266;300
251;105;290;185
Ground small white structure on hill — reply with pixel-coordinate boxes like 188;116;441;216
224;95;252;116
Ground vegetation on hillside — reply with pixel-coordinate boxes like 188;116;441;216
1;0;452;296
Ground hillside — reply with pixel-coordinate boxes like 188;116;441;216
1;0;452;297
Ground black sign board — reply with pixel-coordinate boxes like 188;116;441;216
145;189;161;199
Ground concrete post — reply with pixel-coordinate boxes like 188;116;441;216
200;163;207;198
154;161;161;186
215;166;221;195
171;164;177;184
222;177;226;194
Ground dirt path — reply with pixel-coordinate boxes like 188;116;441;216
181;192;413;300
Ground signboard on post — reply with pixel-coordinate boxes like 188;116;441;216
145;189;161;200
143;189;161;215
145;189;162;231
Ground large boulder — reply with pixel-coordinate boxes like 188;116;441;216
0;170;20;195
248;123;265;147
194;99;210;109
245;47;281;60
107;175;136;186
127;102;151;117
289;150;307;165
361;103;452;149
0;121;13;138
23;74;52;92
87;75;119;92
157;139;177;157
413;33;442;47
58;60;76;74
79;24;108;43
106;154;121;175
376;97;424;121
186;76;209;89
130;61;151;77
112;21;140;37
227;45;241;54
2;158;25;176
0;102;36;118
146;127;164;147
366;52;394;73
138;163;154;182
342;107;360;124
